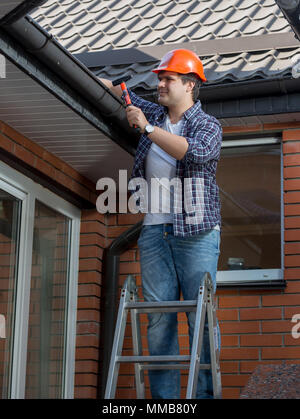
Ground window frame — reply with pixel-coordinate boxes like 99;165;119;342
216;136;284;287
0;161;80;398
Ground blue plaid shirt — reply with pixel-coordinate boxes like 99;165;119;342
129;90;222;237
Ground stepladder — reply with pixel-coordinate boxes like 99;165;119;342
104;273;222;399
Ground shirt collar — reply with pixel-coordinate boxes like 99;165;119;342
156;100;203;122
183;100;202;120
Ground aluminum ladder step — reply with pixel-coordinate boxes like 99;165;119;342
116;355;211;371
125;300;197;313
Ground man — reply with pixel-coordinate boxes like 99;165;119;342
100;49;222;399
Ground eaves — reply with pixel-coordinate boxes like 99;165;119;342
201;76;300;119
0;13;140;157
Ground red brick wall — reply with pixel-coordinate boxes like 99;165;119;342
75;209;106;398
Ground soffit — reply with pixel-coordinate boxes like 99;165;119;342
0;58;134;185
221;112;300;128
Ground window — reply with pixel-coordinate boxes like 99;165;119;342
216;138;283;286
0;161;80;398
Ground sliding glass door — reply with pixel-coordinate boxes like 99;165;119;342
0;189;21;398
0;162;80;398
25;201;71;398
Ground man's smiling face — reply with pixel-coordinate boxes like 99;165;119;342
157;71;194;108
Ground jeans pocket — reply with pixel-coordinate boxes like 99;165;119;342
206;229;220;254
137;225;159;250
214;229;221;253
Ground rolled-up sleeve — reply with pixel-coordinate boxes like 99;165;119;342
183;117;222;164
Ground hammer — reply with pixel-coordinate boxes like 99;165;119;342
112;75;132;106
112;75;140;132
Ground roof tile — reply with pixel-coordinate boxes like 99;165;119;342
165;3;189;16
118;7;142;21
226;7;259;24
187;1;212;15
176;13;199;28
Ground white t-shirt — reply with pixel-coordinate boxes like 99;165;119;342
143;116;181;225
143;116;220;230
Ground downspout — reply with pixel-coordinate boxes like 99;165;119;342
100;220;143;398
275;0;300;40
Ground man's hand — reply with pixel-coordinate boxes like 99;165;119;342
126;105;148;133
99;78;123;98
126;104;188;159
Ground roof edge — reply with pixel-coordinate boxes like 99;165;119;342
275;0;300;41
74;33;300;68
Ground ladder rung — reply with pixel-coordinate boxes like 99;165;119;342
125;300;197;313
116;355;211;372
141;363;211;371
116;355;190;363
142;364;190;370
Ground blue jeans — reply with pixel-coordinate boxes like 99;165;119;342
137;223;220;399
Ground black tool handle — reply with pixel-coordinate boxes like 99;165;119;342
112;75;132;86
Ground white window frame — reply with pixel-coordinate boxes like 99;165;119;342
216;137;283;287
0;161;80;399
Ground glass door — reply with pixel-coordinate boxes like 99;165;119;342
0;189;21;398
25;201;71;398
0;161;80;399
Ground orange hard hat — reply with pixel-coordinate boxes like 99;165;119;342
152;49;207;82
